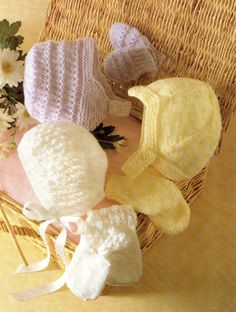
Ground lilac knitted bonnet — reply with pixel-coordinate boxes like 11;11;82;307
24;39;131;130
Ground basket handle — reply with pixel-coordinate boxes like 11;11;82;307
0;200;28;266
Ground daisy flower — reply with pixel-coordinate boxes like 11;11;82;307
0;141;10;160
0;109;13;135
0;48;24;88
14;103;36;130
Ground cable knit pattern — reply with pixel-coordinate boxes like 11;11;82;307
104;23;165;83
17;122;108;216
122;78;222;181
24;39;131;130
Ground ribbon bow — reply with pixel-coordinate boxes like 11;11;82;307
12;202;85;300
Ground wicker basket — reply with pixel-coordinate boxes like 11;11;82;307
0;0;235;268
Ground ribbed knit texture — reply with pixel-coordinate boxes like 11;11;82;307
24;39;131;130
105;168;190;235
17;122;108;216
104;23;165;83
122;78;222;181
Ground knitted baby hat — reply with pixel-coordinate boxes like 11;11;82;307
104;23;165;83
17;121;108;216
122;77;222;181
106;169;190;235
24;39;131;130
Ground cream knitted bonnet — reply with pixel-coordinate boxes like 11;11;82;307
122;77;222;181
24;39;131;130
17;121;108;217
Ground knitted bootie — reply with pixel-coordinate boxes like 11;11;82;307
105;169;190;235
122;77;222;181
109;23;150;49
104;46;165;83
66;205;142;300
24;39;131;130
104;23;165;83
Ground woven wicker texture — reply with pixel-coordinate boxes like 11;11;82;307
0;0;235;267
40;0;235;131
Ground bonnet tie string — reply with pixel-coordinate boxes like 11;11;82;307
11;202;84;301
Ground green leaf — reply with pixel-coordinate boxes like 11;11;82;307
91;123;126;150
17;49;27;61
16;35;24;45
6;36;19;50
0;19;10;36
8;21;21;35
0;19;23;50
0;19;21;37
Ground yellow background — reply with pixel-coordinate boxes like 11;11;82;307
0;1;235;311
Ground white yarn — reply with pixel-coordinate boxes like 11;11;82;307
17;121;108;216
65;205;142;300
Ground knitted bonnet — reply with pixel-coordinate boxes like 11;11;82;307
17;121;108;216
122;77;222;181
24;39;131;130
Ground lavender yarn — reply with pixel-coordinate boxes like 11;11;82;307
24;38;131;130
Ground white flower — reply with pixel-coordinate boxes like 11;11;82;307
0;48;24;88
14;103;36;130
0;109;13;135
0;141;10;160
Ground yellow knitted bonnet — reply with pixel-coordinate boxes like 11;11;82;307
122;77;222;181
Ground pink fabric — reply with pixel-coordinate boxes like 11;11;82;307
24;39;131;131
0;130;36;205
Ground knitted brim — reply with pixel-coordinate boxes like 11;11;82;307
122;86;160;179
104;46;165;83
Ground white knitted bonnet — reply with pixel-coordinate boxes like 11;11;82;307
17;121;108;216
